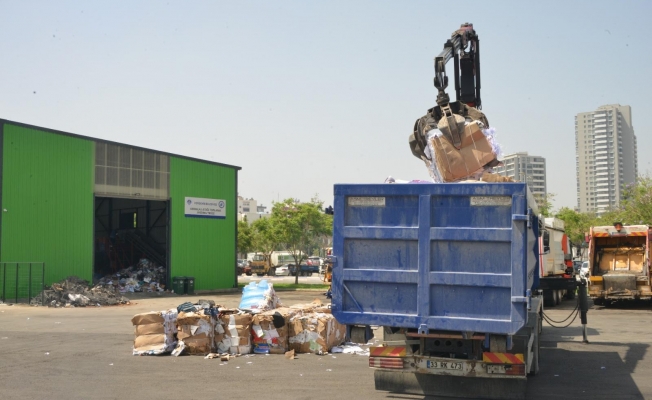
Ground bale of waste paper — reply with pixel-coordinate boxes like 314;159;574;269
215;310;253;354
429;121;497;182
288;312;346;354
176;310;214;355
132;309;178;355
251;307;300;354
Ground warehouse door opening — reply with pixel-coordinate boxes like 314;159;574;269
94;197;169;290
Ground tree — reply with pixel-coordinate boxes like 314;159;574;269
537;193;556;217
271;198;333;284
555;207;596;257
251;217;280;266
237;219;254;257
618;176;652;225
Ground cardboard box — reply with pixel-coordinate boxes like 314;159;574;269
132;309;178;355
288;312;346;354
430;122;496;182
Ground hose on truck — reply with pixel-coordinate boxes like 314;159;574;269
541;296;580;328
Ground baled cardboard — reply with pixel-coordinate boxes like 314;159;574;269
134;333;166;349
131;312;164;326
252;307;299;353
135;323;165;336
431;122;496;182
288;312;346;354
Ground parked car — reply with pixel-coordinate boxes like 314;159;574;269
275;264;292;276
237;259;251;276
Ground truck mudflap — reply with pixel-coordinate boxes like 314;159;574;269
374;369;528;400
369;353;527;379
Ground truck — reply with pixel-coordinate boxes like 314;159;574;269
331;182;589;399
538;217;576;306
586;223;652;305
249;251;302;276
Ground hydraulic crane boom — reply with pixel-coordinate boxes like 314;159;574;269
434;23;481;109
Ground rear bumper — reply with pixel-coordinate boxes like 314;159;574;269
370;355;526;380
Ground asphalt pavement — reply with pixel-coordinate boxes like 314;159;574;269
1;292;651;400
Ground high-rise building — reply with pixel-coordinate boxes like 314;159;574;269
494;152;547;204
575;104;637;214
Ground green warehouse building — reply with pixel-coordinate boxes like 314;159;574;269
0;119;240;297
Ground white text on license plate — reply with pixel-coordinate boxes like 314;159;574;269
427;361;463;370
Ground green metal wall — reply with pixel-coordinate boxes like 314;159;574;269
169;156;237;290
0;123;94;288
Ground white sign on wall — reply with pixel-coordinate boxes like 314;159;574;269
185;197;226;219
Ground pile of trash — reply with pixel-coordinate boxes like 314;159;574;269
132;284;347;357
31;276;131;307
96;259;167;294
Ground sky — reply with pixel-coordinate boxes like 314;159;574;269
1;0;650;212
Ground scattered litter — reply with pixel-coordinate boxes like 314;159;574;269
332;356;337;359
236;366;240;369
45;352;49;355
326;369;332;372
204;353;220;359
109;363;113;366
1;337;8;339
601;366;606;370
55;322;61;324
247;361;252;364
554;374;559;377
331;344;369;356
221;354;231;362
285;350;295;360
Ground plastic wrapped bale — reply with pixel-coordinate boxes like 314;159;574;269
176;310;214;355
238;280;281;313
288;312;346;354
215;311;252;354
132;309;178;356
251;307;300;354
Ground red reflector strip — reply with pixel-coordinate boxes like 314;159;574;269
369;346;406;357
369;357;404;369
506;364;526;376
483;352;524;364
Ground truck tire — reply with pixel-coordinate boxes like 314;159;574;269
257;273;264;277
593;298;604;306
246;272;252;276
308;272;313;276
268;267;276;276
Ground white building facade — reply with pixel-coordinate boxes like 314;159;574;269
575;104;637;214
237;196;269;223
494;152;547;205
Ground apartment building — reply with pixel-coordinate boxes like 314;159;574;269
575;104;637;214
494;152;547;205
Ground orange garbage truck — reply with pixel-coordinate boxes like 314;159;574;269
586;223;652;305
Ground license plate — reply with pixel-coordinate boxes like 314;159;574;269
426;360;463;370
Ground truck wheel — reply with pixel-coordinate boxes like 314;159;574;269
257;273;264;277
593;298;604;306
308;272;313;276
246;272;252;276
269;267;276;276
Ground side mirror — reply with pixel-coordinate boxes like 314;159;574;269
542;230;550;254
